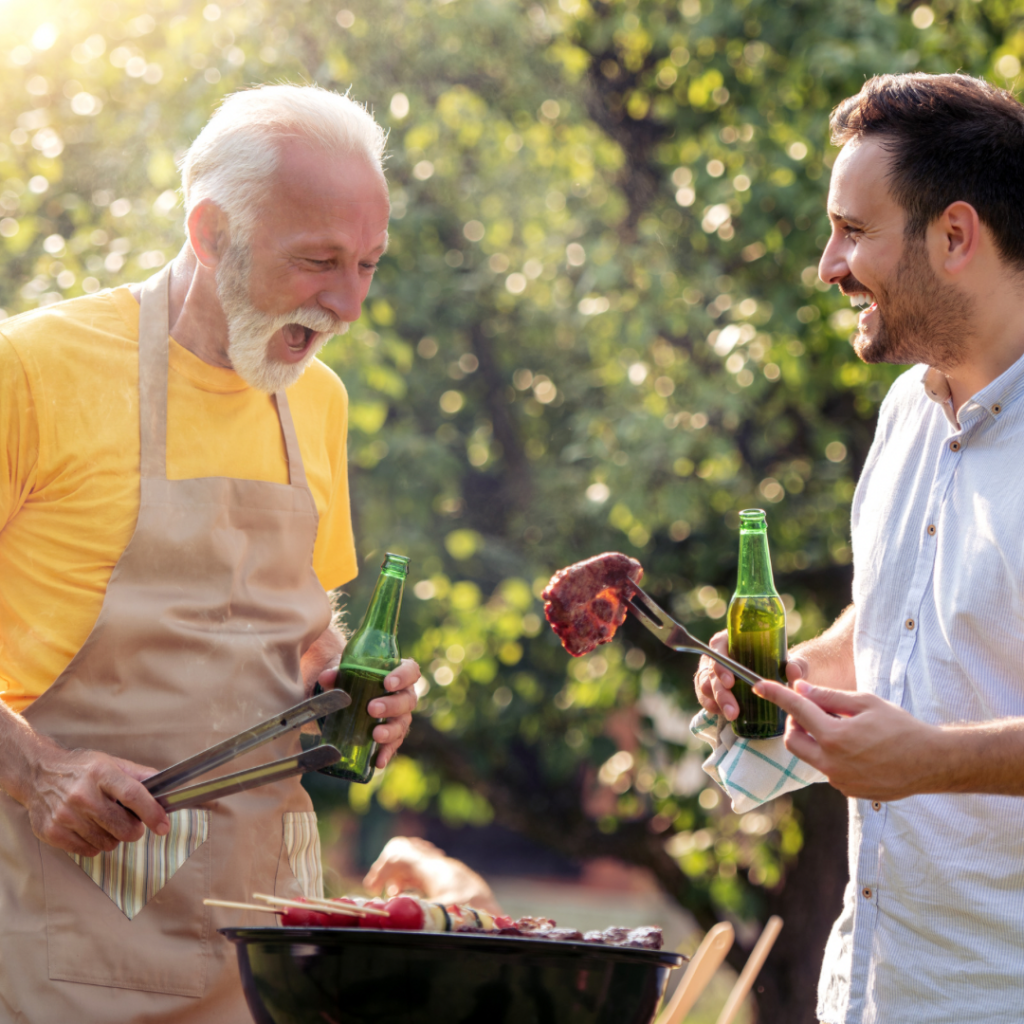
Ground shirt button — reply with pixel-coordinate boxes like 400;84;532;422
927;524;936;536
862;887;873;900
871;801;882;811
949;440;961;452
905;618;915;630
992;403;1002;414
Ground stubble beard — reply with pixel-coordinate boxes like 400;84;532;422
851;235;974;370
216;241;345;394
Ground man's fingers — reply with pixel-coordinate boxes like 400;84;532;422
791;679;867;716
369;687;418;720
785;655;810;683
781;721;827;769
373;712;412;748
373;714;413;767
47;824;109;859
701;654;738;720
753;680;840;737
317;665;339;691
103;772;169;837
384;658;421;693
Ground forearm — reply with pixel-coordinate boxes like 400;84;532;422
790;603;857;692
924;719;1024;796
0;698;53;806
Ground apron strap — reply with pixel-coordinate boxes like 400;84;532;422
137;263;311;492
273;390;308;490
137;265;173;479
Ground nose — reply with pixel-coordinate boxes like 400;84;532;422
317;268;367;324
818;230;849;287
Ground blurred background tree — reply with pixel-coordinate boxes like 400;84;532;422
2;0;1022;1018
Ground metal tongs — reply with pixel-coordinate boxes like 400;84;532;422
141;690;350;813
625;582;763;687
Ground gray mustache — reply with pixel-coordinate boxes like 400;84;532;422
286;308;345;334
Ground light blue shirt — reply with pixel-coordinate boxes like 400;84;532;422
818;357;1024;1024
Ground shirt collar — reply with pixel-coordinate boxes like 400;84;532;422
921;367;958;428
921;352;1024;430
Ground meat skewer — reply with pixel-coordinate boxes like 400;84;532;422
204;899;280;915
252;892;389;918
205;893;663;948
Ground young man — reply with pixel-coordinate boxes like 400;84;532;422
0;85;420;1022
696;74;1024;1023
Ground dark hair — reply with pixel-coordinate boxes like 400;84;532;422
830;73;1024;270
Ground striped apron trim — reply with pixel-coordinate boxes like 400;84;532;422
68;809;209;920
282;811;323;899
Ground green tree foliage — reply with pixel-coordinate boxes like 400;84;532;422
3;0;1022;1017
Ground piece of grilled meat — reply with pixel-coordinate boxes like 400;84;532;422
542;552;643;657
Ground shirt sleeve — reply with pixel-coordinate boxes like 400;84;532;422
0;331;39;532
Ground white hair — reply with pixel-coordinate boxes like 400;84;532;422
179;84;387;244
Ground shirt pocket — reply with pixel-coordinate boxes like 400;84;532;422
279;810;323;900
41;809;212;996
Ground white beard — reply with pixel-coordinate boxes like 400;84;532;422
216;243;346;393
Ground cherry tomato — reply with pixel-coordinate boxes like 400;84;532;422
382;896;424;931
280;900;331;927
359;899;389;929
324;898;361;928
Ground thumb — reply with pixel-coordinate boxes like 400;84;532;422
786;655;810;683
792;679;865;716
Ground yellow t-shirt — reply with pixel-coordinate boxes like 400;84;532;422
0;287;357;712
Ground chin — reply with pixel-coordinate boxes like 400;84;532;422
230;337;324;393
851;324;919;367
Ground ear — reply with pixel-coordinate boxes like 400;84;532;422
933;201;981;277
187;199;232;269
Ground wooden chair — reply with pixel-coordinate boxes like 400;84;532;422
655;921;734;1024
655;915;783;1024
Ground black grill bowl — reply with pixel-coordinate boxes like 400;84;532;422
221;927;685;1024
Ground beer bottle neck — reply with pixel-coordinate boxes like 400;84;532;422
735;511;778;597
342;553;409;670
360;574;404;636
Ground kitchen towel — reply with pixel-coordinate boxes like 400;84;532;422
690;709;826;813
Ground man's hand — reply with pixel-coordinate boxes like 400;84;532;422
753;679;944;800
23;745;170;857
363;836;502;915
317;658;421;769
694;630;808;721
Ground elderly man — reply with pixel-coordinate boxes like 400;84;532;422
696;74;1024;1024
0;85;420;1022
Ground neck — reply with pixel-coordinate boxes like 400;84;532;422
940;272;1024;412
131;245;233;369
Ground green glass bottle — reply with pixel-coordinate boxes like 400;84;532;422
726;509;788;739
318;553;410;783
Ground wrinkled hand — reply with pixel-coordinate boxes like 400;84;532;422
363;836;502;914
25;745;170;857
693;631;810;721
753;679;941;800
318;658;421;769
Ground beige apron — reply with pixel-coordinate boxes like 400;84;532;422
0;266;332;1022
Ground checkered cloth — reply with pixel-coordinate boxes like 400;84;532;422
689;709;827;813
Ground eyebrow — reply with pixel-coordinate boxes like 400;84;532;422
828;207;866;228
293;236;389;257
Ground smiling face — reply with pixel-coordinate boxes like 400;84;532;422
217;138;390;392
819;136;973;369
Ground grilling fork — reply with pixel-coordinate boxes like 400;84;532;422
624;582;764;687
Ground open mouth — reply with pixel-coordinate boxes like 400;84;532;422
847;291;878;324
282;323;318;356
